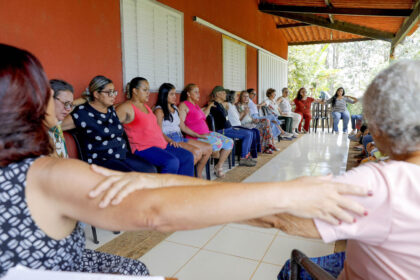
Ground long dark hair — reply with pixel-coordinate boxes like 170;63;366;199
126;77;148;99
296;87;306;100
180;83;196;102
156;83;176;122
332;87;345;107
0;44;53;166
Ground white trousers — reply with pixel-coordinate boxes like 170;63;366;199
285;112;302;130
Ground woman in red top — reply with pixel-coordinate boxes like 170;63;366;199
294;87;323;133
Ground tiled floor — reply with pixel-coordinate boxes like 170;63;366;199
137;131;350;279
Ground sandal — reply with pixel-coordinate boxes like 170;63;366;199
263;149;273;154
214;167;225;178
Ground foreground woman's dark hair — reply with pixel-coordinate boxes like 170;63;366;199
0;44;52;166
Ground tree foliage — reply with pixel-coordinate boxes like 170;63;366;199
287;27;420;115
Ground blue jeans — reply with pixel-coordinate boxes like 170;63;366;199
234;126;261;158
218;127;253;158
98;153;157;173
166;132;188;143
351;114;363;130
134;144;194;176
362;134;374;156
332;111;350;132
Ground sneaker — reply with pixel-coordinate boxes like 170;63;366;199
292;132;299;137
350;130;357;135
239;158;256;167
279;135;293;141
249;158;258;164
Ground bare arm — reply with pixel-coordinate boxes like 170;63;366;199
115;102;135;124
245;214;321;239
61;115;76;131
28;158;368;233
202;101;215;117
154;108;178;144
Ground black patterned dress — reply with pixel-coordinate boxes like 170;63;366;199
0;158;149;277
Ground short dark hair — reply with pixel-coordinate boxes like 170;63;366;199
247;88;255;94
50;79;74;98
0;44;53;166
266;88;276;98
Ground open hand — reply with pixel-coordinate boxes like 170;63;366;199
88;164;161;208
285;175;371;225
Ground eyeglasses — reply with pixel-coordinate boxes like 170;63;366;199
99;90;118;97
54;97;74;110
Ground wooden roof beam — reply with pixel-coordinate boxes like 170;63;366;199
258;3;412;17
276;23;310;29
262;11;394;42
289;38;373;46
324;0;335;24
391;0;420;50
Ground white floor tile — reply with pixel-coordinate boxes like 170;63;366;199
165;225;223;248
139;241;198;277
251;263;282;280
175;250;258;280
204;226;275;260
263;235;334;266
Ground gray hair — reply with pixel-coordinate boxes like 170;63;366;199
82;75;112;101
363;60;420;155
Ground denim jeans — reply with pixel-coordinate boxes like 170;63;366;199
218;127;253;158
351;114;363;130
332;111;350;132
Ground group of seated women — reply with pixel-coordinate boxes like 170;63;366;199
256;86;359;134
53;76;305;179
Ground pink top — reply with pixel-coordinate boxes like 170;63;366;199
123;103;167;152
315;160;420;280
183;100;210;138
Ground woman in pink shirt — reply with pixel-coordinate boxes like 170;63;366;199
178;83;233;178
255;60;420;280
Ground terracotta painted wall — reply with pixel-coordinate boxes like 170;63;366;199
156;0;288;105
0;0;125;102
0;0;288;106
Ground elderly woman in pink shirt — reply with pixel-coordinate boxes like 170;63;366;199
256;60;420;280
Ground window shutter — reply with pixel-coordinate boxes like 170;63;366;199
223;36;246;91
258;50;288;102
121;0;184;91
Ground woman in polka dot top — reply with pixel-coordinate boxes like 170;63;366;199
61;76;156;173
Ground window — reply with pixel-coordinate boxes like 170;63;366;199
223;35;246;91
258;50;288;103
121;0;184;91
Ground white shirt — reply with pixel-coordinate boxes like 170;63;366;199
227;103;241;126
248;99;259;116
279;98;292;114
263;98;280;116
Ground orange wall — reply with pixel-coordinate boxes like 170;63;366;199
0;0;288;106
0;0;125;102
158;0;288;105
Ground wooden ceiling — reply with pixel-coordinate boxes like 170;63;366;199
259;0;420;49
